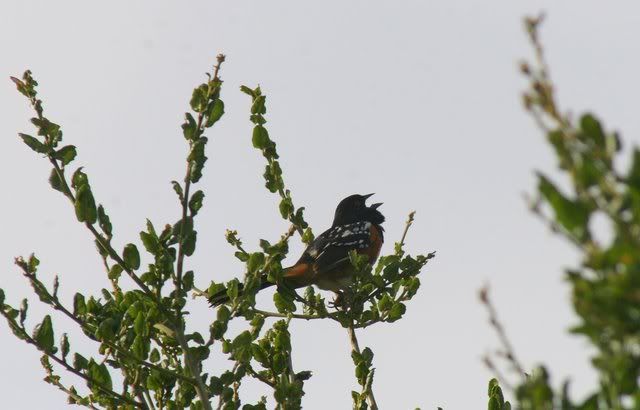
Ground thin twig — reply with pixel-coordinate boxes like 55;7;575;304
399;211;416;248
482;355;514;392
47;379;100;410
246;365;275;388
249;308;328;321
479;285;526;378
143;390;157;410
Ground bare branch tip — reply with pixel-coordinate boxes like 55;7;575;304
478;284;489;304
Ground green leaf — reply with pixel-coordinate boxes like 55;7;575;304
87;359;113;390
488;397;501;410
250;114;267;125
71;167;88;189
387;302;406;322
19;133;48;153
182;230;197;256
190;84;208;113
232;330;252;348
361;347;374;364
11;76;29;97
189;190;205;215
579;113;605;148
537;174;591;241
279;197;293;219
235;251;249;262
627;148;640;189
491;389;505;407
123;244;140;270
132;334;147;360
32;118;61;143
27;254;40;273
60;333;70;361
73;293;86;316
252;126;270;150
48;168;64;192
140;231;160;254
149;348;160;363
274;291;296;314
205;99;225;127
247;253;265;273
251;95;266;115
171;180;184;201
189;331;205;345
487;377;500;397
108;264;123;280
53;145;77;165
251;344;269;365
182;113;198;141
73;353;88;370
301;228;315;244
217;305;231;322
377;294;393;312
96;318;116;341
33;315;55;353
272;353;286;375
19;299;28;325
226;279;240;301
189;137;209;183
74;185;97;224
211;320;228;340
240;85;256;98
97;205;112;237
183;270;194;291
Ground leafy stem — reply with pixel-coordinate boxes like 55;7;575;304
0;307;144;408
348;325;378;410
172;54;226;410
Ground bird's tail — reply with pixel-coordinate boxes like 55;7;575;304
208;276;275;307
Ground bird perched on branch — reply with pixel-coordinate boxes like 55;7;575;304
208;193;385;306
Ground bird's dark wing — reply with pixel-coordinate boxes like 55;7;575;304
293;221;373;275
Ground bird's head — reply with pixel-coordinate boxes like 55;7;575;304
332;193;385;226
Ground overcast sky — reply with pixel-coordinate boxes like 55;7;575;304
2;1;640;409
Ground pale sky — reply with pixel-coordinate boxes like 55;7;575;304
2;2;640;409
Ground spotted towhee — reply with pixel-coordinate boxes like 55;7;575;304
209;193;385;306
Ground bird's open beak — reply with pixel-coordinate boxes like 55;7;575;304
370;202;383;210
363;193;375;200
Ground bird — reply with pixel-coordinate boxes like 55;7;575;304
208;193;385;306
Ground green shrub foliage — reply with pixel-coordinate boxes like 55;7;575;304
485;16;640;410
3;55;432;410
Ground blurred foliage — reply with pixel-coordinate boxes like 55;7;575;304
484;15;640;410
3;54;432;409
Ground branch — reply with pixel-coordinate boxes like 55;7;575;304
0;311;145;409
248;308;329;321
49;159;156;299
173;54;226;410
176;54;225;297
479;285;526;379
246;364;275;388
17;255;197;385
